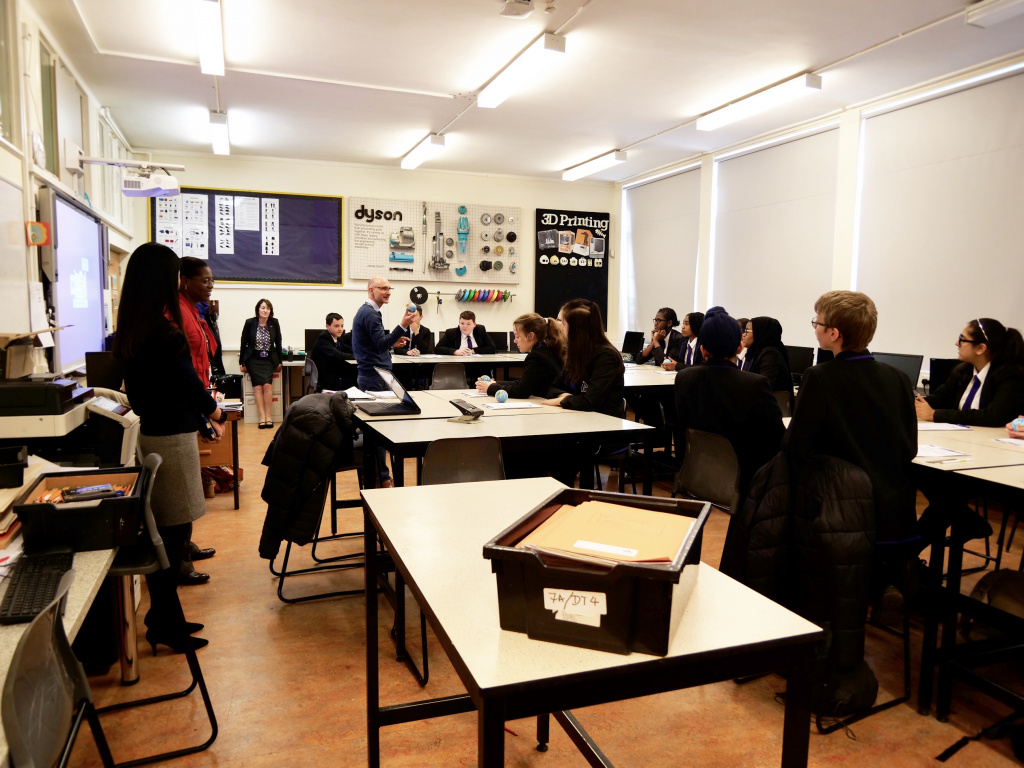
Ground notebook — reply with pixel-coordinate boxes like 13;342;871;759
354;366;422;416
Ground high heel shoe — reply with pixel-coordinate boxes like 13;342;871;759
146;628;209;655
185;621;205;634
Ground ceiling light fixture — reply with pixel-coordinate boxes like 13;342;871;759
498;0;535;18
197;0;225;76
696;74;822;132
401;134;445;170
966;0;1024;27
562;151;626;181
477;33;566;109
210;111;230;155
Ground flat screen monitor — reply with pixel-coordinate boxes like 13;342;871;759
487;331;508;352
85;351;123;390
305;328;322;353
621;331;643;358
786;346;814;376
874;352;924;388
39;187;108;374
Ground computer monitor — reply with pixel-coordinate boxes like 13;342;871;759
304;328;322;353
874;352;924;388
488;331;508;352
927;358;960;393
85;351;124;390
786;346;814;376
621;331;643;358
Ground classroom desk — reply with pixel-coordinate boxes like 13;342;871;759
421;389;572;417
197;409;242;509
622;363;677;390
281;359;306;407
347;353;527;388
353;390;460;422
359;410;656;493
362;477;823;767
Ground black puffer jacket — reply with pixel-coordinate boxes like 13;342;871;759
258;392;356;559
720;452;875;685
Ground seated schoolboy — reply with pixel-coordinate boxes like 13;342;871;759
310;312;353;392
673;306;784;494
435;310;496;355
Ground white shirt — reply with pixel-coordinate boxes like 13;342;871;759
958;362;990;410
365;297;383;312
461;332;476;353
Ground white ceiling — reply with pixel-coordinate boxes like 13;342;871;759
31;0;1024;182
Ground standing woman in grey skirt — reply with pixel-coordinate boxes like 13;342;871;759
239;299;283;428
115;242;225;654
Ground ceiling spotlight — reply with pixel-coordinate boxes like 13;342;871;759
499;0;534;18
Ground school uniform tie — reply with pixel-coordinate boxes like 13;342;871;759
685;344;692;366
963;375;981;409
466;334;474;351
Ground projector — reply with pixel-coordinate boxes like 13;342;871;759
121;170;180;197
498;0;534;18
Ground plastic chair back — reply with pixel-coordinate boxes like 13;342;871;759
1;572;110;768
674;428;741;513
304;357;319;395
487;331;508;352
773;390;792;418
430;362;468;390
111;452;169;577
421;437;505;486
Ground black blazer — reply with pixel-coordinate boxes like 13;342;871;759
394;325;435;355
745;346;793;394
435;325;496;355
782;350;917;542
547;345;625;416
486;344;562;399
637;329;685;366
673;360;785;494
925;362;1024;427
239;317;283;367
310;330;355;392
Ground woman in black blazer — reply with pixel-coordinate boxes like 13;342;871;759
239;298;284;428
476;313;564;398
742;316;793;404
918;317;1024;427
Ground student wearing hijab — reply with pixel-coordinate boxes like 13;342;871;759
916;317;1024;427
741;316;793;396
673;306;784;493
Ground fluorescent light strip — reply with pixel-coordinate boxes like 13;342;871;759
861;59;1024;117
562;151;626;181
478;33;566;109
400;134;445;170
966;0;1024;27
197;0;225;76
622;161;701;190
696;74;822;132
714;119;840;162
210;111;230;155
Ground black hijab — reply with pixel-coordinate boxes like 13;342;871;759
748;316;789;366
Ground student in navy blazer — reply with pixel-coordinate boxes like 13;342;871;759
435;310;496;355
636;307;684;366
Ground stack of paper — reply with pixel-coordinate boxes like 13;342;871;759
517;500;693;564
0;508;20;550
343;387;375;401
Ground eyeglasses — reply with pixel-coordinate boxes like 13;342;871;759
742;328;751;335
198;278;215;287
974;319;989;343
373;286;393;293
653;318;668;324
810;319;831;330
957;335;983;346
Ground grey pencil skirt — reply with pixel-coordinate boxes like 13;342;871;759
138;432;207;527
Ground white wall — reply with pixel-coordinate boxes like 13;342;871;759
131;153;615;361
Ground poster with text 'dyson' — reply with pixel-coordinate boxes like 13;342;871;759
534;208;610;327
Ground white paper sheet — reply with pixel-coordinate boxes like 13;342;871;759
343;386;375;401
459;391;488;398
916;444;969;458
215;195;234;254
367;390;396;399
262;198;279;256
235;197;259;230
483;402;543;410
917;422;970;431
994;438;1024;449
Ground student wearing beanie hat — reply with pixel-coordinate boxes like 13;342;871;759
673;306;784;493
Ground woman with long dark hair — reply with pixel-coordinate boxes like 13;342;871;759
917;318;1024;426
115;243;224;653
476;313;564;398
741;316;793;400
239;298;283;428
544;298;624;415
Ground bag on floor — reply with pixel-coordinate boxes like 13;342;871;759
959;569;1024;640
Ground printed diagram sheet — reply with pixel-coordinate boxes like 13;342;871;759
215;195;234;254
262;198;279;256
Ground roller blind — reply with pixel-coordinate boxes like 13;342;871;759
857;73;1024;369
623;169;701;339
713;129;839;349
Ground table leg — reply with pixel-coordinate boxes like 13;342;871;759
781;646;814;768
364;432;380;489
937;530;965;722
365;513;381;768
643;432;653;496
392;448;405;487
536;713;550;752
918;525;946;715
231;418;240;510
478;697;506;767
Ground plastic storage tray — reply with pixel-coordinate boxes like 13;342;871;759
13;466;145;552
483;488;711;656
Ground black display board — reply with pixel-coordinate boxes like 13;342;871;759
150;188;342;284
534;208;610;325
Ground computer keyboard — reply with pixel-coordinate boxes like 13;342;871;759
0;551;74;624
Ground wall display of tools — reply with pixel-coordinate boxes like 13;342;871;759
348;197;521;284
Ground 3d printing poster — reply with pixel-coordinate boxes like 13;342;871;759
261;198;279;256
183;225;209;259
535;208;610;325
235;196;259;230
155;196;180;224
215;195;234;254
182;194;207;225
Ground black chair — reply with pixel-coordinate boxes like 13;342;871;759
304;357;319;395
304;328;322;354
487;331;508;352
672;428;741;514
389;437;506;685
429;362;468;390
1;572;117;768
98;451;219;764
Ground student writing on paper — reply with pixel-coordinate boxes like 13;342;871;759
916;317;1024;427
476;313;563;398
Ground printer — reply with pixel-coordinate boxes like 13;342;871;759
0;379;93;416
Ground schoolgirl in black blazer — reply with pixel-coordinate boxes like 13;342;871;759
477;313;564;398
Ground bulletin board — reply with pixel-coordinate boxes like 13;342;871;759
150;187;343;284
535;207;610;325
348;197;521;285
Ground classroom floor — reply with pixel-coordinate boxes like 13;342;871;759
68;421;1024;767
